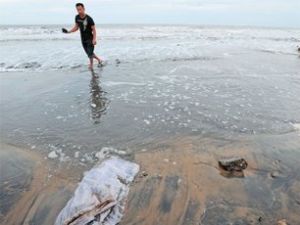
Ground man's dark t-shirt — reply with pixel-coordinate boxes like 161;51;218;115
75;14;95;42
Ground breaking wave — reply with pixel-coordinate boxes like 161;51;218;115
1;24;299;72
0;55;220;72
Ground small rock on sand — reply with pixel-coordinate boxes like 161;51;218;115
218;157;248;172
269;171;285;179
218;157;248;178
141;171;148;177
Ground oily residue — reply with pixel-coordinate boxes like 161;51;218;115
1;143;79;225
1;134;300;225
122;136;300;225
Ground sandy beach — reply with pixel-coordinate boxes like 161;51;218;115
1;133;300;225
0;143;78;225
1;25;300;224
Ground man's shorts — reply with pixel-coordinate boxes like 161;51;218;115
82;40;94;58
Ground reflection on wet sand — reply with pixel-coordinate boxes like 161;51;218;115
89;70;109;124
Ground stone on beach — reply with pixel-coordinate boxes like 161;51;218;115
218;157;248;171
218;157;248;178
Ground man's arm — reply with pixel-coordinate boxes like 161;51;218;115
68;24;79;33
92;25;97;45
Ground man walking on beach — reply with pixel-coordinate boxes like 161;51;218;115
62;3;102;69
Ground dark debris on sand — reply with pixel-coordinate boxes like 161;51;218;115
218;157;248;178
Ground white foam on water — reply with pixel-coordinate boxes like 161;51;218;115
144;119;151;125
74;151;80;158
293;123;300;136
105;81;146;87
95;147;128;161
1;25;299;72
48;150;58;159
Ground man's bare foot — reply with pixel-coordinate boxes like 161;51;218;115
97;60;106;68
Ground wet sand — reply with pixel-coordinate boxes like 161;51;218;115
123;136;300;225
0;143;79;225
2;134;300;225
0;143;35;220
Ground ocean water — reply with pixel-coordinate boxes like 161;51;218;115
1;24;299;71
0;25;300;163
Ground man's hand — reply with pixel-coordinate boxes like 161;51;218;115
92;39;97;45
64;24;79;34
62;28;69;33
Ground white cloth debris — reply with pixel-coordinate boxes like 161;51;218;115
55;157;139;225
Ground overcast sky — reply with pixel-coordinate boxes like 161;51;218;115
1;0;299;27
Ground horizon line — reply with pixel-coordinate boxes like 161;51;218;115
0;23;299;30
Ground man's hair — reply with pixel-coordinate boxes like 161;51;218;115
76;3;84;8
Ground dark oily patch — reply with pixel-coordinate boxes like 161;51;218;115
181;199;200;225
269;171;292;190
27;187;73;225
28;205;51;225
159;176;180;213
128;176;161;209
244;176;278;211
0;148;34;218
286;180;300;212
219;169;245;178
200;203;266;225
218;157;248;178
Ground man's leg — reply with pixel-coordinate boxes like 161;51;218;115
89;57;93;70
83;40;95;69
93;54;102;64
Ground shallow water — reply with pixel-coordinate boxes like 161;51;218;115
1;55;300;162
